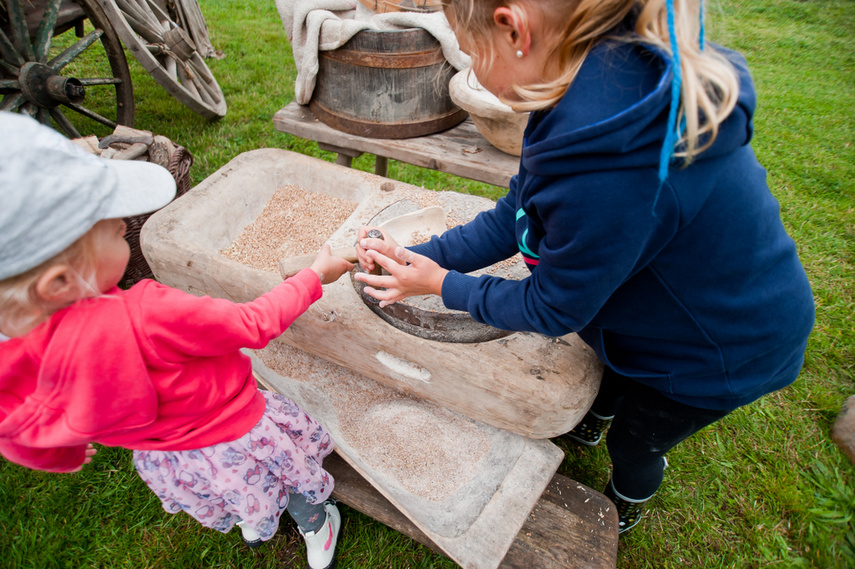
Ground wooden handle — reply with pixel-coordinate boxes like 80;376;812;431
278;246;358;279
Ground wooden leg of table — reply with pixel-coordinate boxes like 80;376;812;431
375;156;388;177
318;142;363;170
335;153;353;168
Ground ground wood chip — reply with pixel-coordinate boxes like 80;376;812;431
257;340;491;502
220;184;358;272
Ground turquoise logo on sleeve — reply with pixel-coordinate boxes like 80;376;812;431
516;208;540;263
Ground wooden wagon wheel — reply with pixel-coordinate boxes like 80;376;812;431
0;0;135;138
98;0;226;119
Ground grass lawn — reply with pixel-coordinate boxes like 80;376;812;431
1;0;852;567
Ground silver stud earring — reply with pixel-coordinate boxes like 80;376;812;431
516;50;524;58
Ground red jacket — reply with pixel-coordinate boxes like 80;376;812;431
0;269;322;472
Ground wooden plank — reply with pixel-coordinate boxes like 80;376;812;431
272;101;519;188
501;475;619;569
324;452;619;569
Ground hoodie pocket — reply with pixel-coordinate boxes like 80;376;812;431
585;326;675;394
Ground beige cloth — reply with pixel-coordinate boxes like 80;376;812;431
275;0;471;104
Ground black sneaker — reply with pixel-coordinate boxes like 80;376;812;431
561;410;613;447
603;478;653;534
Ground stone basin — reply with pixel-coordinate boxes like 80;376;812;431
140;148;601;439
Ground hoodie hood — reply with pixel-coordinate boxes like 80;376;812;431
523;41;757;178
0;297;158;446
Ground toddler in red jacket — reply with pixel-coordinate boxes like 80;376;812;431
0;112;352;569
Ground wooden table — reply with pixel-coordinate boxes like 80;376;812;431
269;103;619;567
273;101;520;188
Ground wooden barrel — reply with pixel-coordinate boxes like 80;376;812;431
309;28;468;139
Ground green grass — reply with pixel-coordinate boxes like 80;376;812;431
2;0;853;567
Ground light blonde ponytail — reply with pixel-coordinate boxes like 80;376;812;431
443;0;740;164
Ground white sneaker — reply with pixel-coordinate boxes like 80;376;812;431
299;501;341;569
236;520;263;549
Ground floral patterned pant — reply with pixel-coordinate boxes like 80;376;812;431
133;391;334;540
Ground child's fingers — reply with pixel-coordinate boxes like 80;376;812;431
356;226;382;270
315;243;332;260
353;270;395;289
361;285;402;306
69;444;97;472
358;230;402;264
366;249;400;274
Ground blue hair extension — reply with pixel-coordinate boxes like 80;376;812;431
652;0;682;214
699;0;706;50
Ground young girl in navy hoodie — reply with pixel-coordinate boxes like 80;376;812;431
355;0;815;534
0;112;352;569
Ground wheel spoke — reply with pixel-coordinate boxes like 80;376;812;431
0;92;26;112
33;0;63;61
121;11;164;44
122;0;172;27
20;101;38;117
5;0;36;61
36;106;51;126
0;27;25;67
164;55;177;80
115;0;154;21
50;107;82;138
48;29;104;71
193;76;216;107
115;0;163;42
188;57;215;87
0;58;20;76
175;63;201;99
140;0;173;26
77;76;124;86
188;61;220;105
62;100;118;129
0;79;20;89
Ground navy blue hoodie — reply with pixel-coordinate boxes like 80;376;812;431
411;41;814;411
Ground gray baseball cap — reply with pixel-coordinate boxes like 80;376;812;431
0;112;177;280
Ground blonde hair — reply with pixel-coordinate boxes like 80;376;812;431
443;0;740;164
0;224;106;337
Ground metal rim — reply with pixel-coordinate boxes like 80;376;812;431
349;200;513;344
98;0;226;119
0;0;135;137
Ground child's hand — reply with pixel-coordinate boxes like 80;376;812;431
353;247;448;307
309;244;355;285
69;444;97;472
355;226;401;273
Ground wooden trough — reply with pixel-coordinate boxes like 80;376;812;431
140;148;615;567
141;148;601;439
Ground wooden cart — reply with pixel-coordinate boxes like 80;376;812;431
0;0;225;139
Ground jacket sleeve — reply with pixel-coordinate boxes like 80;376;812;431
440;169;681;336
409;181;519;273
131;268;323;361
0;439;86;473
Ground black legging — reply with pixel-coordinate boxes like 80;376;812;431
286;490;327;533
591;367;731;501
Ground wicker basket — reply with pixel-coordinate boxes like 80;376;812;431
120;145;193;288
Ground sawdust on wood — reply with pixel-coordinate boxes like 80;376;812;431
257;339;491;502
